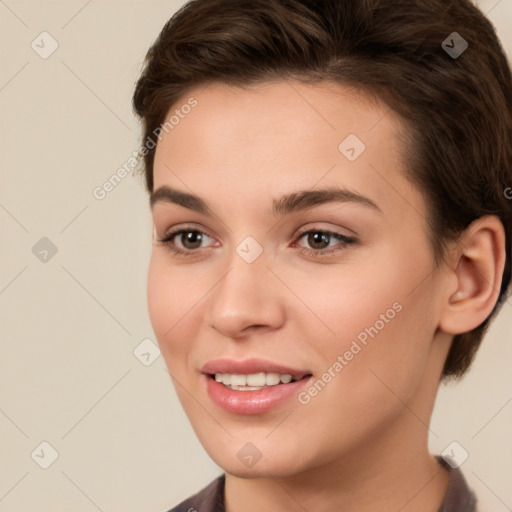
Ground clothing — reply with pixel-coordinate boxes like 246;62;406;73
166;455;477;512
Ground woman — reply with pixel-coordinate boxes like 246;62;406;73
132;0;512;510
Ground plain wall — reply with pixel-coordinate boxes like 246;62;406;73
1;0;511;510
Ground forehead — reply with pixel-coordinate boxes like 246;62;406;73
152;79;423;222
155;79;393;161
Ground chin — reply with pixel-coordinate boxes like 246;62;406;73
200;438;315;479
216;457;305;479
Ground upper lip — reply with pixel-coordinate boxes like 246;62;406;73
201;358;312;377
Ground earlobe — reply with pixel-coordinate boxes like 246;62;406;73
440;215;506;335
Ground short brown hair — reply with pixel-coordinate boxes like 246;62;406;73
132;0;512;380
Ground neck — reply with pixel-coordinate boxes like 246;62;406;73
225;424;450;512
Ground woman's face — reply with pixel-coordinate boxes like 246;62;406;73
148;80;451;478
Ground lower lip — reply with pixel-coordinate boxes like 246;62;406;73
203;374;313;415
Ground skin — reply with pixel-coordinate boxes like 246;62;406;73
147;80;505;512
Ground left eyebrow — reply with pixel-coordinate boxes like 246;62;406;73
149;185;383;216
271;187;383;216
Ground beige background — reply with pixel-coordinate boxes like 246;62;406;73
1;0;511;511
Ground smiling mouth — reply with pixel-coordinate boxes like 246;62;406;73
209;372;313;391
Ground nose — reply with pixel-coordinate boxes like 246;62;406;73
203;250;286;339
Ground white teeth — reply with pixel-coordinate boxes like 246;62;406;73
216;373;230;384
246;372;266;386
230;374;247;386
213;372;302;390
265;372;281;386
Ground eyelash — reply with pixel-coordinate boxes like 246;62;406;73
155;225;356;258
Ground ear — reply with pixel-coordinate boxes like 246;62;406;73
439;215;507;335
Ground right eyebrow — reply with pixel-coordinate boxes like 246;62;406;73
150;185;211;214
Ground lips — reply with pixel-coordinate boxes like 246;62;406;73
201;358;314;414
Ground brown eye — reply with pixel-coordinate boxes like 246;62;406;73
156;227;215;255
178;231;206;250
306;232;331;250
295;228;357;257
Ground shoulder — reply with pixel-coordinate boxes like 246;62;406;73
435;456;478;512
165;474;226;512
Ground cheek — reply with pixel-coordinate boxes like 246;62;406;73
277;267;438;465
281;258;401;348
288;246;436;394
147;254;172;342
146;253;202;365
